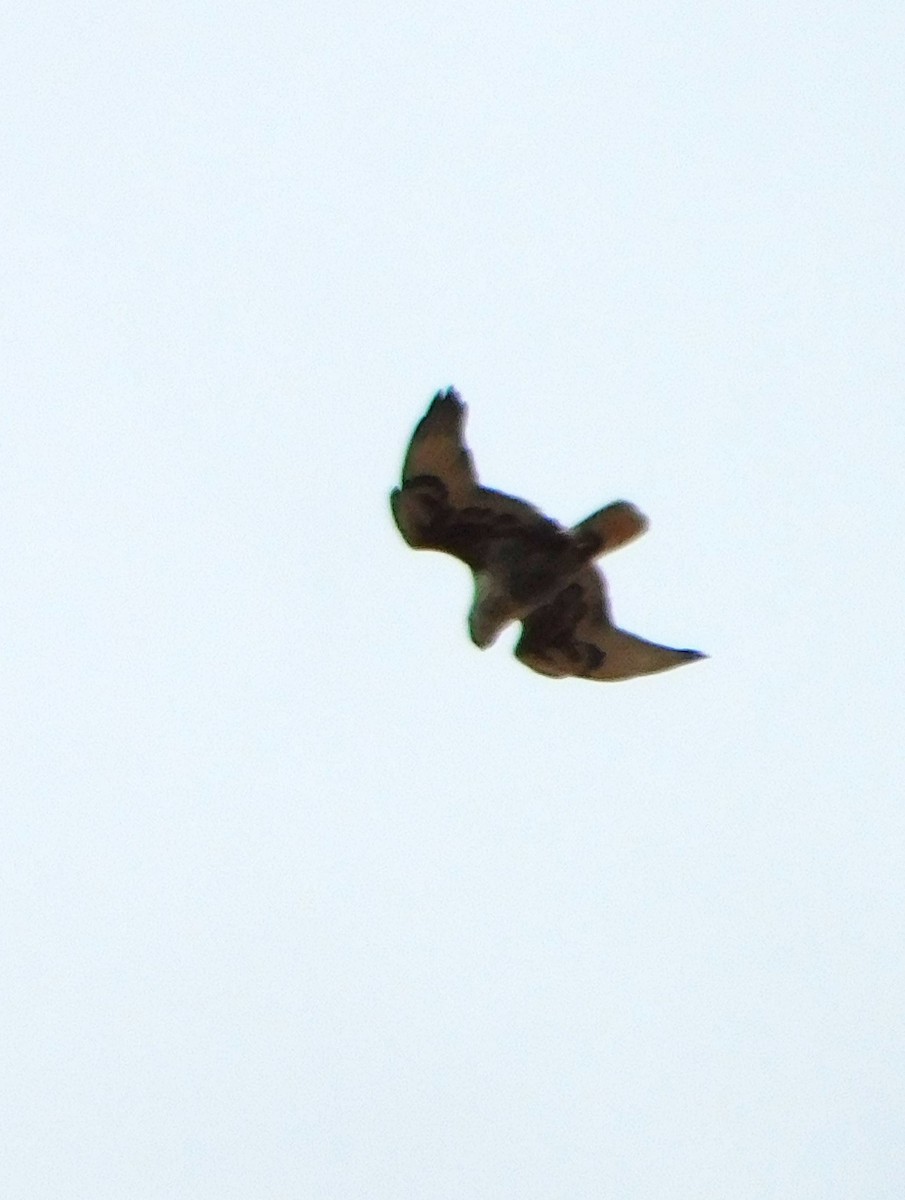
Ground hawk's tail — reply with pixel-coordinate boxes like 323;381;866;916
570;500;648;558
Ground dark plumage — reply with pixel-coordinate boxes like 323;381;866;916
515;567;705;681
391;388;705;680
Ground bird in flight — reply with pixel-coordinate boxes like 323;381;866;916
390;388;705;681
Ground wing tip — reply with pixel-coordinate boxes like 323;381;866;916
428;385;464;413
414;386;467;444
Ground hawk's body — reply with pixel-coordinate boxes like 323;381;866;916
390;389;704;681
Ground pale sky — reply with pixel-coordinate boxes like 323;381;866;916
3;2;905;1197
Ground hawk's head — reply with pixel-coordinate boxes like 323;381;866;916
467;572;513;649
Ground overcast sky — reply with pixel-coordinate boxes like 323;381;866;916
3;2;905;1197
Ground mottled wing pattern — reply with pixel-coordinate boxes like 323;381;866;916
390;389;577;572
390;388;704;668
512;576;604;678
515;566;706;682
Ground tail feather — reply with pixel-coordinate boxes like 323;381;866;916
570;501;648;558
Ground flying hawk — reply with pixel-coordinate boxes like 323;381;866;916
390;388;705;681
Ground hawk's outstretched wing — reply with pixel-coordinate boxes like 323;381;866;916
514;566;706;682
397;387;477;506
391;389;556;563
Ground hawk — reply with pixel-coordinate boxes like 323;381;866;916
390;388;705;681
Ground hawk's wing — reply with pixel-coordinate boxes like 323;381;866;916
399;387;477;505
514;566;705;682
390;388;564;571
